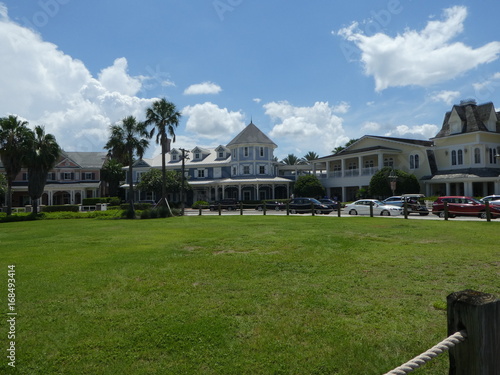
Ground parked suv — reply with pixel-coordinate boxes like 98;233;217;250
432;196;500;219
289;198;333;214
209;198;238;211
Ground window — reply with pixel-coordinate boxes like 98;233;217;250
383;158;393;167
195;153;200;159
243;166;250;174
364;160;374;168
218;151;224;158
474;148;481;164
244;147;249;157
410;154;419;169
451;150;457;166
348;162;357;170
172;154;177;161
259;166;265;174
489;148;498;164
457;149;463;165
61;172;74;180
22;172;28;181
197;169;205;178
260;147;264;157
82;172;95;180
47;172;56;181
232;167;237;175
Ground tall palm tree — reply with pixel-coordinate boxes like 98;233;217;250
281;153;303;165
144;98;181;205
25;126;61;214
0;115;31;215
301;151;319;164
104;116;150;214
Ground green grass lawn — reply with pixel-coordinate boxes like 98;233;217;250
1;216;499;374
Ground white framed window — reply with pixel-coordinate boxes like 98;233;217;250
244;147;249;157
61;172;74;180
259;166;265;174
364;160;374;168
232;167;237;176
82;172;95;180
260;147;264;157
195;153;200;160
172;154;178;161
489;148;498;164
457;149;463;165
243;166;250;174
383;158;393;167
410;154;419;169
218;151;224;158
451;150;457;165
196;169;205;178
474;148;481;164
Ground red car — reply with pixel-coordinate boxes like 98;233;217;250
432;196;500;219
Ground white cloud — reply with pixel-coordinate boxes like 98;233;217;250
265;101;347;156
337;6;500;91
361;121;381;132
473;72;500;101
253;98;262;103
431;90;461;105
0;9;156;152
182;102;245;140
98;57;143;96
384;124;439;139
183;81;222;95
332;101;350;114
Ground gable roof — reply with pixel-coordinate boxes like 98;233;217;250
58;151;108;169
434;101;500;138
226;122;277;148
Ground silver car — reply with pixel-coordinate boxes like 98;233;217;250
345;199;403;216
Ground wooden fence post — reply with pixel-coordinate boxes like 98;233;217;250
447;290;500;374
369;201;374;217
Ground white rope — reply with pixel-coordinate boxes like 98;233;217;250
383;330;467;375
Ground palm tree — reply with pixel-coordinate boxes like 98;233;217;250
0;115;32;215
281;153;303;165
301;151;319;164
144;98;181;206
25;126;61;214
104;116;150;214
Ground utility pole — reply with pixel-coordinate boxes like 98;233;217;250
179;148;189;215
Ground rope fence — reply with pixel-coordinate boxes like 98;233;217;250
383;330;467;374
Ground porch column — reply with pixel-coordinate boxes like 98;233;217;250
341;158;346;177
238;184;242;201
464;181;473;196
357;156;362;176
378;152;384;170
446;182;451;195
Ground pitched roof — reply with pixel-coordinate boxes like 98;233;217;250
226;122;277;148
60;151;108;168
434;101;500;138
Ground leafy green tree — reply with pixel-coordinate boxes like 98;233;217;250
101;159;126;197
25;126;61;213
137;168;190;200
145;98;181;206
104;116;150;214
0;115;32;215
293;175;325;198
369;167;420;197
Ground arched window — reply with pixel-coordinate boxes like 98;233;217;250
384;157;393;167
474;148;481;164
457;149;463;165
409;155;414;169
451;150;457;166
415;154;419;169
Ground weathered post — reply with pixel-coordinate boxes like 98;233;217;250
263;202;267;216
337;203;341;217
311;202;315;216
286;202;290;216
369;201;374;217
444;201;449;220
447;290;500;374
485;201;491;222
403;200;408;219
240;202;243;215
218;203;222;216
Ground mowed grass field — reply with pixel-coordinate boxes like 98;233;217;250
1;216;499;374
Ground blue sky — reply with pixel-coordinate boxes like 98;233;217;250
1;1;500;160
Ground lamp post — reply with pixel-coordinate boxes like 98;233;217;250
179;148;190;216
388;169;397;196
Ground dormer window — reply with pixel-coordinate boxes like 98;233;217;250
172;154;177;161
218;151;224;158
195;153;200;159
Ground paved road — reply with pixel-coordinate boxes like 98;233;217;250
182;208;497;222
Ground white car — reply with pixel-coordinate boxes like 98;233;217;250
479;195;500;203
345;199;403;216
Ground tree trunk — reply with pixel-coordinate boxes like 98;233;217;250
6;181;12;215
160;135;167;206
128;150;135;214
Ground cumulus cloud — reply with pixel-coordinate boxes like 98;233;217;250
384;124;439;139
473;72;500;101
183;81;222;95
361;121;381;132
337;6;500;91
431;90;461;105
265;101;347;156
0;8;156;152
182;102;245;140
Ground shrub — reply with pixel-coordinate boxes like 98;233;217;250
122;208;136;219
42;205;79;213
140;209;151;219
120;203;152;211
192;200;209;209
0;213;44;223
108;197;121;206
158;206;169;218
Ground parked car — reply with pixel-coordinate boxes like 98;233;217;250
345;199;403;216
432;196;500;219
209;198;238;211
288;198;333;215
255;201;286;211
400;194;430;216
479;195;500;203
382;196;403;206
318;198;340;210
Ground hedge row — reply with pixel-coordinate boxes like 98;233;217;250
82;197;121;206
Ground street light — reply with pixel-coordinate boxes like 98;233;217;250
388;169;397;196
